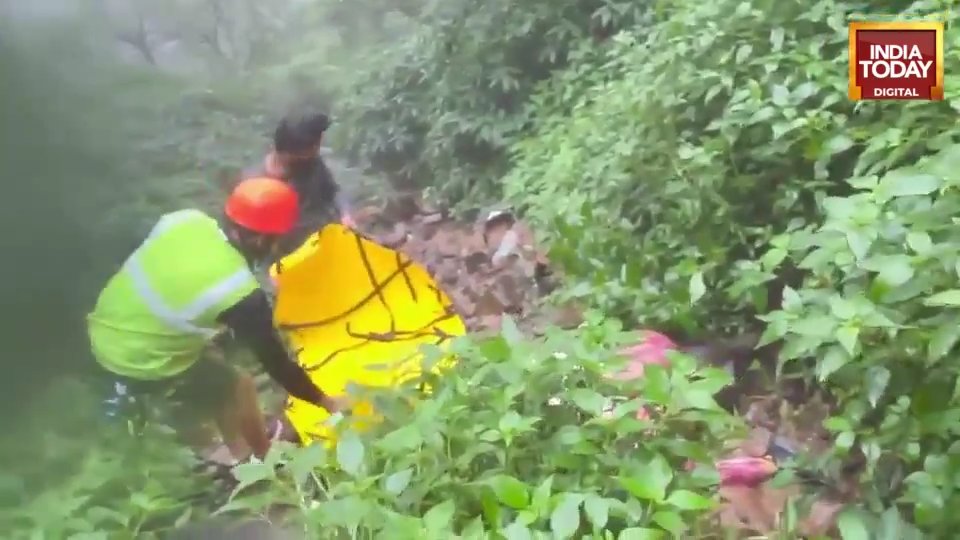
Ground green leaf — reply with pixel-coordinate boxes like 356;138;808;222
877;171;941;198
866;366;890;408
823;416;852;432
488;475;530;509
384;468;414;495
928;317;960;361
924;290;960;306
906;231;933;255
770;27;785;51
423;500;455;532
583;494;609;529
771;85;789;106
689;271;706;304
877;256;914;287
790;315;837;338
619;528;664;540
550;495;582;539
817;346;849;381
336;432;365;476
502;522;532;540
231;461;273;492
836;431;855;451
531;475;553;515
642;364;671;404
664;489;713;510
377;425;422;452
829;295;857;320
824;134;854;156
288;442;325;485
568;388;607;416
618;454;673;502
846;230;873;260
836;326;859;356
651;510;685;536
837;508;870;540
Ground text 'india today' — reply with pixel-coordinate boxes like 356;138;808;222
858;44;932;78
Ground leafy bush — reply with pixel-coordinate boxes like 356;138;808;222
502;0;958;335
335;0;649;203
0;380;207;539
759;144;960;537
224;318;743;538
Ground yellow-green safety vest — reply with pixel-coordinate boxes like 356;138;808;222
87;209;259;380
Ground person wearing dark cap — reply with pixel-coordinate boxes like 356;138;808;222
245;112;356;257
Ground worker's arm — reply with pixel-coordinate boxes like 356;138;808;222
217;290;337;411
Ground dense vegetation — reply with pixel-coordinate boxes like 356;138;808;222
3;0;960;537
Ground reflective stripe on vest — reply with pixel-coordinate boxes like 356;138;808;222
123;210;254;337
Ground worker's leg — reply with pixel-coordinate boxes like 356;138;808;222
228;370;271;459
174;344;270;461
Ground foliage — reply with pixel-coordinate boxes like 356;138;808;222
335;0;651;204
0;380;208;539
503;0;958;337
758;144;960;537
223;319;742;538
9;0;960;536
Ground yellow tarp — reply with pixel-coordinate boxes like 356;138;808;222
271;224;466;445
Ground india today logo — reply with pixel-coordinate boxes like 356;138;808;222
848;21;944;101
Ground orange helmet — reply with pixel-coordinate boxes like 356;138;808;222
225;177;299;235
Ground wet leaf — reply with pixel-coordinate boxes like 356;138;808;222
619;454;672;502
837;508;870;540
384;468;414;495
568;388;607;416
424;500;455;532
877;171;941;198
550;494;582;538
288;442;326;485
336;432;365;476
689;271;706;304
488;475;530;509
583;494;609;528
651;510;685;536
866;366;890;407
618;528;664;540
924;290;960;306
665;489;713;510
770;27;785;51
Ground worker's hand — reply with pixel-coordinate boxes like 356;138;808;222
318;394;347;414
340;213;357;229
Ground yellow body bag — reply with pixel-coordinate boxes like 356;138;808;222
271;224;466;445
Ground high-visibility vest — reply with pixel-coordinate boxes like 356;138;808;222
87;209;259;380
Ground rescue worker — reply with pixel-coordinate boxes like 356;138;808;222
87;177;338;462
245;111;356;258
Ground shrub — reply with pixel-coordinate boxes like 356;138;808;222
502;0;958;336
759;144;960;537
0;380;207;539
334;0;650;204
224;318;743;538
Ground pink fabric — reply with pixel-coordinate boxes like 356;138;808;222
716;457;778;487
612;331;678;381
606;331;678;420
